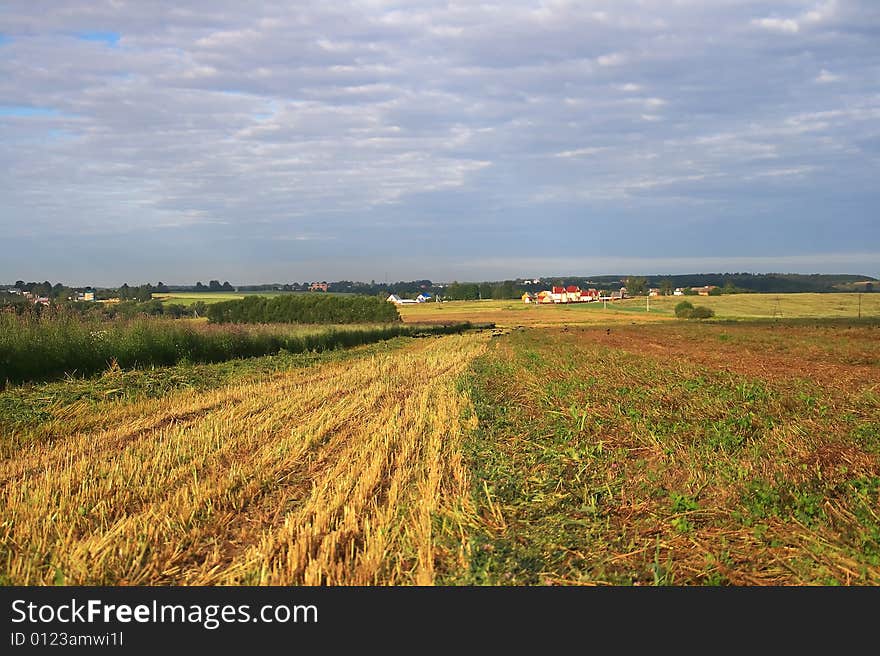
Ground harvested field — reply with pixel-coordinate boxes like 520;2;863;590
0;334;486;585
3;316;877;586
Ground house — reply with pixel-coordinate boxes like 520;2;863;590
673;288;685;296
648;288;660;297
691;285;718;296
386;294;418;305
549;286;566;303
309;282;328;292
580;288;600;302
75;290;95;302
533;285;601;304
416;293;433;303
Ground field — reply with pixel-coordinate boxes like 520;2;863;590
153;291;352;306
398;293;880;327
1;294;878;585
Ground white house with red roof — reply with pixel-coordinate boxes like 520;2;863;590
530;285;601;304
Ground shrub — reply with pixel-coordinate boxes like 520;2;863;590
690;306;715;319
674;300;695;318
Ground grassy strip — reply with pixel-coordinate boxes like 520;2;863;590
444;327;880;585
0;313;472;384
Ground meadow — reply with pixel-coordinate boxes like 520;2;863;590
398;292;880;327
152;291;352;306
1;292;878;585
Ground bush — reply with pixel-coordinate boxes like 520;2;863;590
674;301;714;320
674;300;694;318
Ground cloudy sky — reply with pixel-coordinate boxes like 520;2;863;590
1;1;878;285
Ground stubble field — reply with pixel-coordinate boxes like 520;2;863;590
1;296;878;585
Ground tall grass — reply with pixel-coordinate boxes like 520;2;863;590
0;313;471;384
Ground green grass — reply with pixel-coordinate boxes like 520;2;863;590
442;324;880;585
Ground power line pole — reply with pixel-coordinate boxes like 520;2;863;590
858;292;862;319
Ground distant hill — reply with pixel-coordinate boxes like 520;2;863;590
533;273;878;294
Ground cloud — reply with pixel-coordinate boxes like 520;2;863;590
751;17;800;33
816;69;840;83
0;0;878;283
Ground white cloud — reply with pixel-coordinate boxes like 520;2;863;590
751;17;800;33
816;69;840;83
597;52;626;67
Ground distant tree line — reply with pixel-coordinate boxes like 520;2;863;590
567;273;876;294
206;295;400;324
3;272;875;308
0;295;208;321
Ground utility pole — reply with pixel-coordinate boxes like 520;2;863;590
858;292;862;319
646;294;650;312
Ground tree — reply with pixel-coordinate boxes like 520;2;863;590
195;281;206;291
209;280;222;291
660;278;674;296
674;300;694;318
222;281;234;291
625;276;647;295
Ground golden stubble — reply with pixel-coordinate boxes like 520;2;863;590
0;334;486;585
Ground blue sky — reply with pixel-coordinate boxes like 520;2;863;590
0;1;878;285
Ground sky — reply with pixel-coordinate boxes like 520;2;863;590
1;0;878;285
